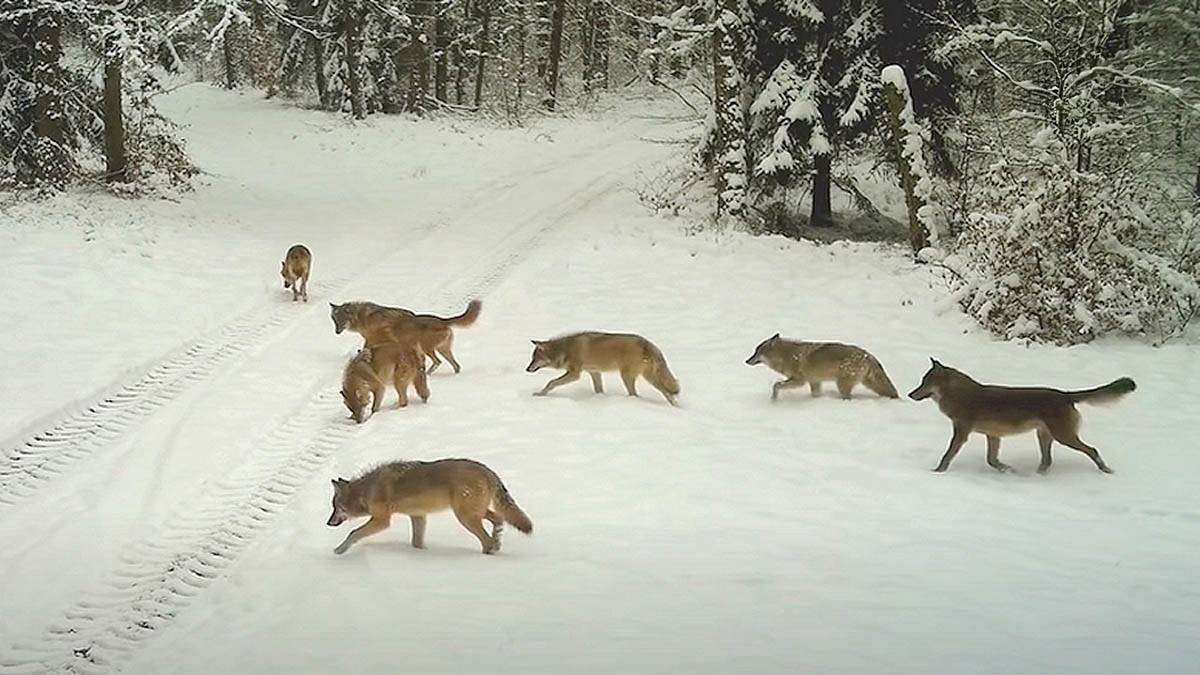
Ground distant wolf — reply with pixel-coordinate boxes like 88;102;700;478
744;333;899;401
525;332;680;406
281;244;312;302
329;299;482;374
908;359;1135;474
341;343;430;424
327;458;533;555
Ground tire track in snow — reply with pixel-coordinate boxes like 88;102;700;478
0;154;658;675
0;135;616;513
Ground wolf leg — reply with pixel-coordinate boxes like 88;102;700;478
985;435;1012;473
1036;428;1053;474
772;377;805;401
454;509;497;554
589;371;604;394
620;368;639;397
934;424;970;472
334;513;393;555
535;370;581;396
410;515;427;549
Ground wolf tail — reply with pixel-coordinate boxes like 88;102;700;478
492;477;533;535
442;299;482;327
1067;377;1136;405
644;345;681;397
863;357;900;399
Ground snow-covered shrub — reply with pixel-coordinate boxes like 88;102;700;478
948;139;1199;343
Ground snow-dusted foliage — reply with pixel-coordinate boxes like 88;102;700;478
939;0;1200;343
947;144;1199;343
880;64;943;247
0;2;193;189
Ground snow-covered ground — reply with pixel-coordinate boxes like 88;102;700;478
1;85;1197;675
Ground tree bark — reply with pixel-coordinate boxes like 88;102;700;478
882;77;928;253
474;3;491;110
711;2;745;217
222;21;238;89
103;47;127;181
31;8;69;184
543;0;565;109
344;3;366;119
434;1;449;102
811;155;833;227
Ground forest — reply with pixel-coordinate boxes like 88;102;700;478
2;0;1198;343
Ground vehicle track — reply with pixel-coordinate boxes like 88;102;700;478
0;157;655;674
0;135;618;512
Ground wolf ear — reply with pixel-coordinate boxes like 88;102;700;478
771;332;781;340
329;302;337;309
930;357;943;368
530;339;543;346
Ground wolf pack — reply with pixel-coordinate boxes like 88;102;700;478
281;243;1138;558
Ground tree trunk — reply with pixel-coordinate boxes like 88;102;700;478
543;0;565;109
474;4;491;110
103;49;127;182
882;76;928;252
413;0;432;112
811;155;833;227
344;4;366;119
31;8;69;184
434;2;449;102
312;0;332;106
223;22;238;89
711;2;745;217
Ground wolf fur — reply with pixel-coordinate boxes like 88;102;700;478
329;299;482;373
327;458;532;555
908;359;1136;474
340;343;430;423
281;244;312;302
525;331;680;406
745;333;899;401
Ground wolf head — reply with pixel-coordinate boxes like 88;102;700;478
908;358;955;401
329;303;352;334
745;333;782;366
327;478;364;526
525;340;558;372
281;261;293;289
340;386;371;423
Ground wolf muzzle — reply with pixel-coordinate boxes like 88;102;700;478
745;355;760;365
907;387;930;401
327;512;345;527
525;363;540;373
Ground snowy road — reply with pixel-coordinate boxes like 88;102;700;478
1;86;1198;674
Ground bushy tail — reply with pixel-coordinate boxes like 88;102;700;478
1068;377;1136;405
443;299;482;327
645;346;681;397
492;478;532;535
864;358;899;399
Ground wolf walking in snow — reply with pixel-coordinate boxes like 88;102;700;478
280;244;311;302
329;299;482;373
340;343;430;423
525;332;680;406
908;359;1135;474
327;459;533;555
744;334;899;401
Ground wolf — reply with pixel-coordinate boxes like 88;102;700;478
329;299;482;373
327;458;533;555
525;332;680;406
281;244;312;302
908;358;1135;474
341;343;430;423
744;333;899;401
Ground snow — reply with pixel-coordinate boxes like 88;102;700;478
2;85;1199;675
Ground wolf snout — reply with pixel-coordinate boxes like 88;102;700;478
907;388;927;400
745;356;759;365
327;514;344;527
525;363;539;373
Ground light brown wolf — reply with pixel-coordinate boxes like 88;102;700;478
340;343;430;423
744;333;899;400
329;299;482;374
327;458;533;555
281;244;311;302
908;359;1136;474
525;332;680;406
